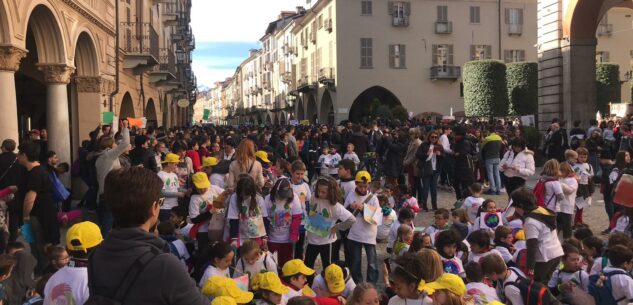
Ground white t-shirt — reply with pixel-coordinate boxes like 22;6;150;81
343;152;360;167
306;198;354;245
463;196;485;221
44;266;89;305
339;180;356;201
440;256;465;277
329;153;342;175
387;219;402;249
590;257;609;276
425;225;449;245
265;194;303;243
158;171;180;209
559;177;578;214
378;208;397;241
387;295;433;305
344;192;381;245
318;154;334;176
227;194;268;244
543;180;563;212
468;249;504;264
312;274;356;299
466;282;500;305
547;269;589;292
602;267;633;305
199;265;230;287
498;268;526;305
495;246;513;263
176;223;193;239
189;186;225;233
235;252;278;279
614;215;630;233
210;173;226;189
524;213;564;263
291;181;311;225
573;162;593;185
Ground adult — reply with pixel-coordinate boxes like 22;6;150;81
481;128;503;195
569;120;586;150
222;138;236;161
286;126;299;159
403;128;422;202
367;121;383;152
130;135;158;172
88;167;209;304
0;139;25;242
544;123;565;162
227;139;264;191
348;124;370;160
382;130;407;187
438;126;454;190
585;128;604;177
17;141;60;272
416;131;443;211
499;138;535;196
451;127;475;201
510;187;563;284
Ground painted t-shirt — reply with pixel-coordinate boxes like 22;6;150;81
227;194;268;245
158;171;180;209
265;194;303;243
43;266;89;305
306;198;353;245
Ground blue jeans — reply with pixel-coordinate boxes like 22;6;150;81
485;158;501;192
421;170;439;210
347;239;378;284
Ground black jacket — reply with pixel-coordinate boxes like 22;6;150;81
349;132;370;158
416;142;443;176
382;137;407;177
89;228;208;305
0;152;25;213
452;138;475;178
129;147;158;173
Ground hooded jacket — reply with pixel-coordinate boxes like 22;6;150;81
481;133;502;160
89;228;208;305
500;148;535;179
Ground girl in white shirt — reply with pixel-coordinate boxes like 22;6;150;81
264;178;303;268
387;249;444;305
540;159;565;212
558;163;578;239
227;175;269;248
198;241;234;288
235;239;278;280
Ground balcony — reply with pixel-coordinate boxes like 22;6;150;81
150;48;177;83
430;66;461;80
161;0;179;26
297;75;317;93
121;22;159;71
318;67;335;85
392;16;409;27
435;21;452;34
325;18;333;32
282;71;294;84
508;23;523;35
597;23;613;36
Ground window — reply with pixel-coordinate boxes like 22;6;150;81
460;82;464;97
318;15;324;29
432;44;453;67
596;51;610;63
361;0;372;15
505;8;523;24
470;45;492;60
389;2;410;26
361;38;373;68
504;49;525;63
389;44;406;69
437;5;448;22
470;6;480;24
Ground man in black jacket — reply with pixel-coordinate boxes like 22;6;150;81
129;135;158;172
451;127;475;201
89;167;208;305
0;139;25;243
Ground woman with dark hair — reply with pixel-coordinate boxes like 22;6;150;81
499;138;535;196
416;131;443;211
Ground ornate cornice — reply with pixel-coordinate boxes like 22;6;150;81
37;64;76;84
0;45;28;72
75;76;102;93
60;0;116;37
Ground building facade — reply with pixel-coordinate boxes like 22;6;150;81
0;0;196;167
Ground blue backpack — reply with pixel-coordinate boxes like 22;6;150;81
588;269;629;305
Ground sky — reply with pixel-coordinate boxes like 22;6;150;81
191;0;309;89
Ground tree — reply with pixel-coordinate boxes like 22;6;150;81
506;62;538;116
375;104;393;119
596;63;620;114
463;60;509;117
392;105;409;121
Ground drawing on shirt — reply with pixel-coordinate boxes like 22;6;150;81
306;208;334;238
480;212;503;229
49;283;76;305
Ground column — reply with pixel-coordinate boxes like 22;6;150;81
562;38;597;129
38;64;75;173
75;76;103;146
0;46;27;143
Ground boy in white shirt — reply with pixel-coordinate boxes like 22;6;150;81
158;153;187;221
481;253;525;305
344;171;381;284
425;208;451;244
281;259;316;302
547;243;589;302
338;160;356;199
329;146;342;178
343;143;361;168
317;145;333;177
572;148;594;226
463;183;485;221
289;160;311;260
599;244;633;305
465;261;500;305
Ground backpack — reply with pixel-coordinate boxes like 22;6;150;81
588;269;629;305
85;247;161;305
513;249;529;276
533;178;557;208
503;267;561;305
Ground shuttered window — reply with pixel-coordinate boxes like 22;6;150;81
432;44;453;66
361;0;372;15
596;51;610;63
470;45;492;60
361;38;373;68
389;44;406;69
437;6;448;22
503;49;526;63
505;8;523;24
470;6;480;24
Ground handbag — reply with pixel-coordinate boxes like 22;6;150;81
50;173;70;203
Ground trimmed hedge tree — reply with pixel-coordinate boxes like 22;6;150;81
463;60;509;117
506;62;538;116
596;63;620;113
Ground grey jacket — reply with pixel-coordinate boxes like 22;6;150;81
287;134;299;158
95;128;130;195
89;228;208;305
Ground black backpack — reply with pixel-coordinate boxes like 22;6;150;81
503;267;562;305
85;247;161;305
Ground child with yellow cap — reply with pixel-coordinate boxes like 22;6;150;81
202;275;254;304
189;172;226;244
310;264;349;305
281;259;316;302
158;153;189;221
201;156;228;189
252;272;291;305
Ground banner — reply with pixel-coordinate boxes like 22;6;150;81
300;120;310;126
127;117;143;128
102;112;114;125
203;109;210;120
479;212;503;230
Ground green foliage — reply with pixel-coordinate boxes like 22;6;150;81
596;63;620;113
522;126;541;151
463;60;509;117
392;105;409;121
506;62;538;115
375;105;393;120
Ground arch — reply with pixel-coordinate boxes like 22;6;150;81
349;86;402;123
306;94;317;124
120;92;135;119
0;1;11;43
146;98;158;127
320;90;335;126
74;31;99;76
25;4;67;64
274;113;280;125
296;97;305;120
266;113;272;124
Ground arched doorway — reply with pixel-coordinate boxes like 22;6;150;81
320;90;335;126
349;86;402;123
296;98;305;120
306;95;317;124
120;92;135;119
146;98;158;128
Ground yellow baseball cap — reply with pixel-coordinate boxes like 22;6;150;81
417;273;466;297
515;229;526;241
252;272;290;295
66;221;103;252
324;264;345;294
255;151;270;164
192;172;211;189
202;276;254;303
212;296;237;305
162;153;180;164
355;171;371;183
282;259;315;277
202;157;219;168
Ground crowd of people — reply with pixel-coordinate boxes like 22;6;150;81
0;113;629;305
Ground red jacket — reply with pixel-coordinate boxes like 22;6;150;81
186;150;201;172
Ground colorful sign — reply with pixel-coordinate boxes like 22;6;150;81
480;212;503;229
102;112;114;124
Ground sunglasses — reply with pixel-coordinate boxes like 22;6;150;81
157;197;166;207
430;136;438;139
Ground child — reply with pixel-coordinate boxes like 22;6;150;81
589;232;631;276
547;243;589;300
481;253;525;305
305;177;355;272
0;254;15;305
23;275;47;305
189;172;225;249
425;208;451;244
201;276;254;303
581;235;603;273
393;224;413;257
202;156;226;189
158;153;187;221
409;232;433;252
377;194;397;242
198;241;234;287
559;162;578;239
290;160;311;259
344;171;381;284
43;245;68;276
451;208;472;227
435;230;465;277
313;264;349;305
347;283;380;305
252;272;290;305
281;259;316;301
227;174;269;248
312;261;357;299
158;221;190;271
170;205;193;240
471;199;500;234
464;262;499;305
265;178;303;267
593;244;633;303
236;239;278;279
493;226;515;263
398;185;420;215
318;145;333;177
329;146;342;178
343;143;361;169
463;183;485;221
387;251;443;305
467;229;503;263
337;159;356;200
573;148;594;226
